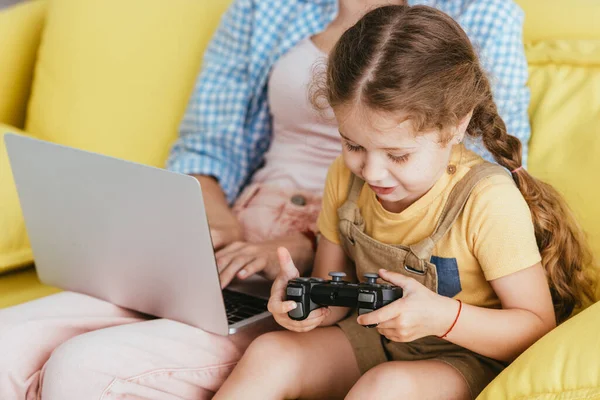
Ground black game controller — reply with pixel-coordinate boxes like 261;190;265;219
285;272;359;321
285;272;403;327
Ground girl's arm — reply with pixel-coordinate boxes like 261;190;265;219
312;236;357;326
358;262;556;363
439;175;557;361
442;262;556;362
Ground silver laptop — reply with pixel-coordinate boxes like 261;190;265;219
4;133;273;336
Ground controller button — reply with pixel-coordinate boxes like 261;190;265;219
286;287;303;296
358;293;375;303
289;303;304;318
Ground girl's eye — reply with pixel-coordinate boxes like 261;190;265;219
344;141;363;152
387;153;410;164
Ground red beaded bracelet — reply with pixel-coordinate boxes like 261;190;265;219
439;299;462;339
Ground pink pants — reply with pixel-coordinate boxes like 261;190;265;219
0;184;321;399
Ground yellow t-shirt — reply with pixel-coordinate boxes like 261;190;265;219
317;144;542;309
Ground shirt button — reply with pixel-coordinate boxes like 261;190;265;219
447;164;457;174
291;194;306;206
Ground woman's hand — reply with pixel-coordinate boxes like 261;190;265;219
267;247;330;332
356;269;460;342
210;224;244;251
192;175;244;250
216;233;314;288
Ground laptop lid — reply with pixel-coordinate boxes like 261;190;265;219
4;134;230;335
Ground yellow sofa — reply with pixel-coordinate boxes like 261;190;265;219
0;0;599;398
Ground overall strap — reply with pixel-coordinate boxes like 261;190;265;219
409;162;512;261
346;173;365;204
337;173;367;228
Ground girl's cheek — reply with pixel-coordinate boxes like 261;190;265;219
343;153;363;173
392;166;425;190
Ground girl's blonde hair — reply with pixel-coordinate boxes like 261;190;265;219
312;5;596;322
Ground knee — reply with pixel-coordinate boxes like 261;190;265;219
353;364;419;399
0;323;36;398
44;334;90;372
242;331;302;373
41;333;108;396
0;318;43;380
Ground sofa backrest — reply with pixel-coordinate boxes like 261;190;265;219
516;0;600;298
24;0;232;167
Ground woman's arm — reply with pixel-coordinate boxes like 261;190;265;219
193;175;243;250
167;0;266;205
443;262;556;362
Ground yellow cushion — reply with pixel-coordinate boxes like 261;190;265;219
516;0;600;42
479;1;600;398
515;0;600;299
0;267;60;309
0;0;46;129
25;0;231;166
0;0;231;275
0;126;35;272
477;301;600;399
526;39;600;297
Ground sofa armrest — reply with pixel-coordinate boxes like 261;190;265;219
0;0;46;128
478;301;600;399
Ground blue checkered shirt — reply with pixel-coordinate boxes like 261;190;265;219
167;0;531;204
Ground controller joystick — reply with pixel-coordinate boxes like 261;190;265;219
363;273;379;285
329;271;347;283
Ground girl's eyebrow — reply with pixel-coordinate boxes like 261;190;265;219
338;131;416;152
338;131;357;143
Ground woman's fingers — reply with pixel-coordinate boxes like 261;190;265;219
237;257;267;279
220;255;255;288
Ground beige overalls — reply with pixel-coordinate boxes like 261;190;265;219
335;162;511;399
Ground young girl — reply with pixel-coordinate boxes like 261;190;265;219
214;5;595;400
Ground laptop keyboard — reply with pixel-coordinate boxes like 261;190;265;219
222;289;269;325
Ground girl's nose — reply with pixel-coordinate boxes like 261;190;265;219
361;156;388;183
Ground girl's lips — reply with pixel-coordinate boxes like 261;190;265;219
368;185;397;195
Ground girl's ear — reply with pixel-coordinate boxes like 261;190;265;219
453;109;474;144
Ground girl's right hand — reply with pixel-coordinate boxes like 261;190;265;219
267;247;331;332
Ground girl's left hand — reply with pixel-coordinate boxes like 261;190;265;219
356;269;461;342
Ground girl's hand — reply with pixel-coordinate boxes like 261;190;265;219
356;269;460;342
216;233;314;288
267;247;330;332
